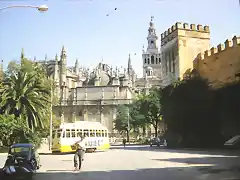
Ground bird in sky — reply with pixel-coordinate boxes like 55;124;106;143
106;8;117;16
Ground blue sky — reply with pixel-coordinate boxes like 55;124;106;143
0;0;239;76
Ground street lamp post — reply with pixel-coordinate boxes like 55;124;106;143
127;99;130;143
0;4;48;12
49;84;53;151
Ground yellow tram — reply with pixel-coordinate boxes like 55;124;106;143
52;121;110;153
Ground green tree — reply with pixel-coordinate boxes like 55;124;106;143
0;114;19;146
215;82;240;140
0;114;44;147
161;75;221;147
1;59;51;130
130;100;146;131
138;88;162;137
114;103;145;141
114;105;131;141
5;60;20;77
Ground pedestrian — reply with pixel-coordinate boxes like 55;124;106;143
123;138;127;148
73;134;86;170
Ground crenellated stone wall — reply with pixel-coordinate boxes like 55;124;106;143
194;36;240;87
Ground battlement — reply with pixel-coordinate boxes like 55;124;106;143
196;36;240;60
161;22;210;40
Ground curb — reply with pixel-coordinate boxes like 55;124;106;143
38;153;53;155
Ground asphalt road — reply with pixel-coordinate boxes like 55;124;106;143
1;145;240;180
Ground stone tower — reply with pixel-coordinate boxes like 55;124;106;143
60;46;67;87
142;16;162;78
127;54;133;75
59;46;67;123
127;54;136;88
54;54;60;97
160;22;210;86
74;58;79;75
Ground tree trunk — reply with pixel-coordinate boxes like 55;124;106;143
154;120;158;137
142;126;146;137
126;130;130;142
154;126;158;137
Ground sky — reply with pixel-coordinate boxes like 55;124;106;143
0;0;239;76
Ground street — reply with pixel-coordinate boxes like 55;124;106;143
1;145;240;180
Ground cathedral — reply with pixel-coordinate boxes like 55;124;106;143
36;17;212;135
34;17;163;135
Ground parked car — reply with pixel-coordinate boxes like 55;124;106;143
150;137;167;147
150;137;161;147
159;139;167;147
1;143;40;180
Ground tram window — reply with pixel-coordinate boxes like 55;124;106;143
96;131;101;137
71;129;76;137
102;130;105;137
90;130;95;137
84;129;89;137
66;129;70;138
76;132;81;137
57;129;63;138
76;129;82;136
53;130;56;138
77;129;83;136
62;130;65;138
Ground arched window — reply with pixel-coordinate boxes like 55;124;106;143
147;58;150;64
151;55;154;64
159;58;161;63
144;58;147;63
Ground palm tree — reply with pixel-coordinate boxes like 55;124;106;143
1;70;50;130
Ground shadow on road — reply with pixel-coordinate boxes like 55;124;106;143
35;166;240;180
111;145;240;156
152;156;240;174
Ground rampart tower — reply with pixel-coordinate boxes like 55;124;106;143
160;22;210;86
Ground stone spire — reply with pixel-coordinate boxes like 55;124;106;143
112;67;120;86
94;68;100;86
54;54;59;87
60;45;67;74
60;46;67;86
127;53;132;74
122;68;129;86
75;58;79;74
55;54;58;62
60;46;67;62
